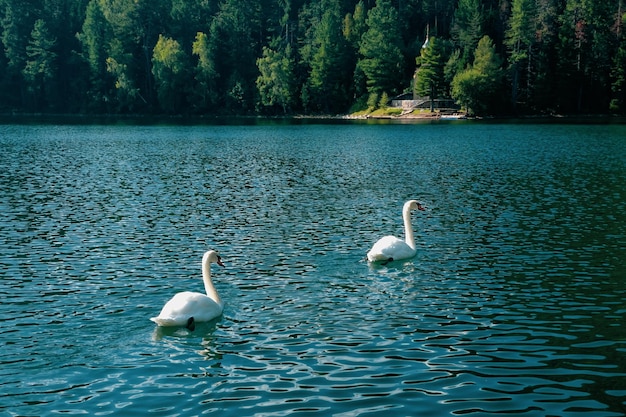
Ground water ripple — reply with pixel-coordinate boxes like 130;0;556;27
1;123;625;416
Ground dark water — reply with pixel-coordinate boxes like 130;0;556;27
1;121;625;416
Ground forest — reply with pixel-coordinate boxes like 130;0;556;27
1;0;626;116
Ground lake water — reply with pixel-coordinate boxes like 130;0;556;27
1;120;625;416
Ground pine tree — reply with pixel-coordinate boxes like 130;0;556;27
450;0;484;66
306;0;351;113
557;0;616;113
343;0;366;48
505;0;537;112
611;10;626;113
357;0;405;97
22;19;57;111
1;0;42;108
415;36;448;103
451;35;504;115
206;0;261;113
78;0;112;111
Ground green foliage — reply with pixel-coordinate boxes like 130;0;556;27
191;31;218;111
450;0;483;65
0;0;624;115
304;1;352;113
205;0;261;113
415;36;448;98
2;0;41;73
343;0;366;48
97;0;170;111
611;14;626;113
451;35;504;115
357;0;404;96
556;0;616;113
444;49;463;86
505;0;537;111
22;19;57;110
506;0;536;64
367;92;379;110
451;67;482;113
78;0;111;111
378;91;389;108
106;54;140;111
473;35;503;74
152;34;189;113
256;43;296;113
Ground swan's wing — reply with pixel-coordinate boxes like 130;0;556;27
367;235;416;262
150;316;185;327
152;291;222;326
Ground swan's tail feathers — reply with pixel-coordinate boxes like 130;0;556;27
186;317;196;331
150;316;183;327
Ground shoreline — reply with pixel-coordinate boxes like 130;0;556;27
1;111;626;125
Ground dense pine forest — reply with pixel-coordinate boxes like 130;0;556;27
1;0;625;116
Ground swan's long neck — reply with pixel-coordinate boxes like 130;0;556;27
402;205;416;250
202;260;222;306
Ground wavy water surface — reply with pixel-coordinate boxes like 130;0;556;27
1;122;625;416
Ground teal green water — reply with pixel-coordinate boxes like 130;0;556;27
1;121;625;416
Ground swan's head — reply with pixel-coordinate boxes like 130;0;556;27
203;250;225;267
406;200;426;211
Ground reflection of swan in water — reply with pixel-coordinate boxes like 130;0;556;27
367;200;425;264
152;319;220;340
151;250;224;330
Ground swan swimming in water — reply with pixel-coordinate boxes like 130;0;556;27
151;250;224;330
367;200;425;263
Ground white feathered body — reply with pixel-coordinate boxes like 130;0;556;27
150;291;222;326
367;235;416;262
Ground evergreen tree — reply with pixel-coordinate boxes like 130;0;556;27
450;0;483;66
1;0;41;73
192;31;218;112
22;19;57;111
357;0;405;98
0;0;623;116
78;0;112;111
43;0;88;112
152;34;189;113
206;0;261;113
100;0;169;111
444;48;464;88
343;0;366;48
530;0;560;113
415;36;448;102
419;0;457;38
451;35;504;115
505;0;536;112
256;42;296;113
304;0;351;113
557;0;616;113
1;0;42;108
169;0;218;48
342;0;367;101
611;11;626;113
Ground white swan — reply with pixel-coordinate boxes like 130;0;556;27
151;250;225;329
367;200;425;263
